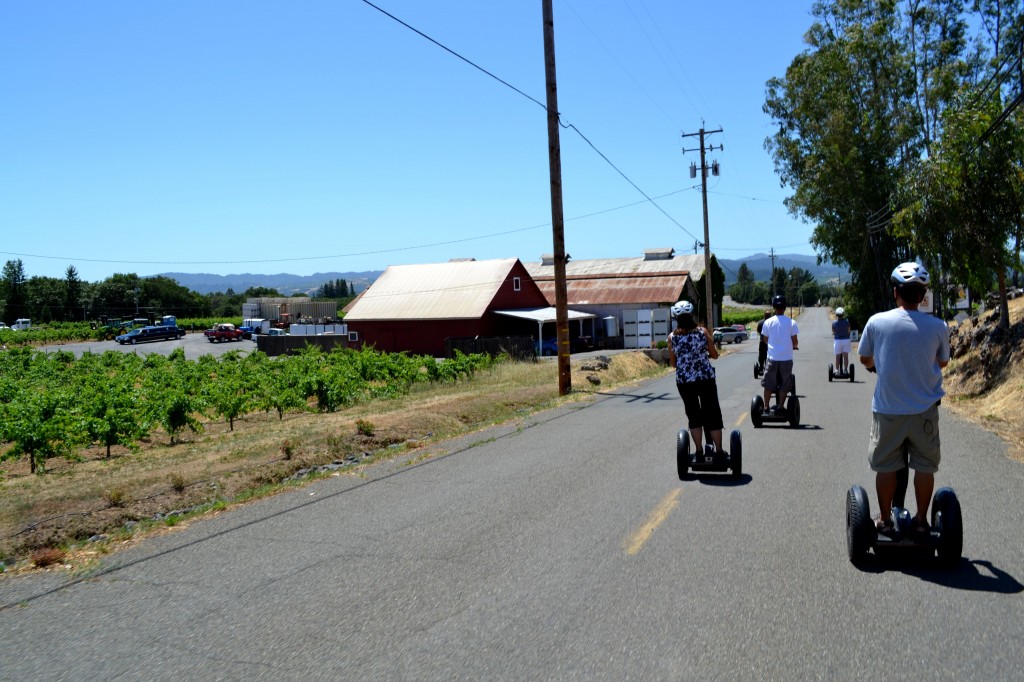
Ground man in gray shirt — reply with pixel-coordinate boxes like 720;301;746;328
859;262;950;534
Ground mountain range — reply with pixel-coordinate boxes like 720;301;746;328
160;254;847;296
718;253;849;286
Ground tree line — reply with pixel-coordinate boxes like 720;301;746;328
727;264;828;308
0;259;355;326
763;0;1023;327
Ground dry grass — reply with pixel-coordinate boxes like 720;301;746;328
944;295;1024;462
0;352;666;572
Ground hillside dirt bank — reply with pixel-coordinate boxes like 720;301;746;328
944;296;1024;462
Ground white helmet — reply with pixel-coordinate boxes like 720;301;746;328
891;262;929;286
835;307;845;316
670;300;694;318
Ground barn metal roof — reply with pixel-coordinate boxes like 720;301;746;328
524;253;707;278
343;258;520;321
523;254;705;306
531;274;692;306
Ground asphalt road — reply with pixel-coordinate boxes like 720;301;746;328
2;307;1022;680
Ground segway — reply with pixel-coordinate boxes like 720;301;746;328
846;483;963;567
828;363;855;382
677;428;742;480
750;373;799;428
754;345;767;380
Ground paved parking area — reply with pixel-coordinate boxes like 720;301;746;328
35;330;257;361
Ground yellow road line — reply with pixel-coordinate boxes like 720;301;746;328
624;488;682;555
734;413;746;428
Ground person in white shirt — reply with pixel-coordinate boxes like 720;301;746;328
760;294;799;413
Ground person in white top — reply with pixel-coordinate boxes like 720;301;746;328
760;294;799;413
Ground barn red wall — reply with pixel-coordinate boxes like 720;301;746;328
487;261;550;311
348;319;487;356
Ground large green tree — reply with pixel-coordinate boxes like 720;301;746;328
764;0;972;315
893;0;1024;325
1;259;28;324
64;265;84;321
728;263;756;303
24;276;65;323
91;273;144;319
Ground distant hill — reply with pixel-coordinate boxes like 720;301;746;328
160;256;845;295
158;271;382;296
718;253;849;286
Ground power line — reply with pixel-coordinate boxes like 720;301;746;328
0;188;699;267
360;0;703;244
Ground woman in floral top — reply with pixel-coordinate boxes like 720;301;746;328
667;300;724;453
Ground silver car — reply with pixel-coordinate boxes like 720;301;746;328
713;327;746;344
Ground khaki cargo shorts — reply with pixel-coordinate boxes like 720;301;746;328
869;403;941;474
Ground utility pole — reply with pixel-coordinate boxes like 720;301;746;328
542;0;571;395
769;248;777;295
682;125;722;327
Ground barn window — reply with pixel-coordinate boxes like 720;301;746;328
348;331;359;342
513;276;521;292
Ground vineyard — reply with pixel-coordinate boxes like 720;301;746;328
0;344;495;474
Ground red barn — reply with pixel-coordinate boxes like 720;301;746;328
342;258;550;356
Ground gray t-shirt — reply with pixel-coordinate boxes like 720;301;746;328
858;308;950;414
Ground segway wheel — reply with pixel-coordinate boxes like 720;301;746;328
753;362;759;380
751;395;764;428
846;485;874;563
932;487;963;567
676;429;690;480
829;364;834;382
787;395;800;428
729;430;742;479
849;364;855;382
789;375;796;395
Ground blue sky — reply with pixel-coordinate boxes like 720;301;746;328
3;1;818;283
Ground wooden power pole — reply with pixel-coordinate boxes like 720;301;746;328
542;0;571;395
682;126;722;328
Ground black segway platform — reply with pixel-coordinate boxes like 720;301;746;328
750;393;800;428
677;429;742;479
828;363;855;382
845;484;963;567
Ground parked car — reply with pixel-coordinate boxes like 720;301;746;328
12;318;31;331
116;325;184;345
204;323;245;343
537;337;558;356
713;326;746;344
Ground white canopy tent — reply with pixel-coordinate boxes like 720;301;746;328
494;307;598;352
